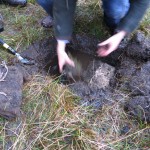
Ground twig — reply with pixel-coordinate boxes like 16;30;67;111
0;61;8;97
0;92;7;97
0;61;8;82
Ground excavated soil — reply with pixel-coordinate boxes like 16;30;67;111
0;31;150;123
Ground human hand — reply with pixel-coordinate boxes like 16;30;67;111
97;31;127;57
57;40;75;72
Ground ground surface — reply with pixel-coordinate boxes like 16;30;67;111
0;0;150;150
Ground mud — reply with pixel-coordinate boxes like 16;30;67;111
1;32;150;123
114;32;150;122
14;38;57;78
69;81;113;111
16;36;116;112
125;32;150;60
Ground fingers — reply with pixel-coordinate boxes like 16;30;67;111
97;43;111;57
59;62;63;73
66;57;75;67
97;39;110;46
58;53;75;73
97;38;119;57
98;49;113;57
97;38;112;57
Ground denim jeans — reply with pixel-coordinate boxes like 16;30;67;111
102;0;130;28
37;0;130;28
37;0;53;16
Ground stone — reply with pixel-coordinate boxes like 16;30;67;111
0;62;23;120
125;96;150;123
83;59;115;90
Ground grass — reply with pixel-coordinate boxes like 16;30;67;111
0;1;51;61
75;0;110;39
3;75;149;150
0;0;150;149
140;8;150;36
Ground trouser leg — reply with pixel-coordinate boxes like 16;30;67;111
101;0;130;29
37;0;53;17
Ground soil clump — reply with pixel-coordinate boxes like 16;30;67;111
0;62;24;120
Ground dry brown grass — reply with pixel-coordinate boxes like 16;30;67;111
0;0;150;149
1;75;148;150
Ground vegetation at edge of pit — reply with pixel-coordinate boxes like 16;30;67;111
75;0;110;39
0;0;51;62
0;0;150;149
20;76;150;149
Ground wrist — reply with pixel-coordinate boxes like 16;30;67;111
57;40;66;53
115;31;127;42
119;30;127;36
117;30;127;38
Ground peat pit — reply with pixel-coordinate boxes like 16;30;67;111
1;32;150;149
0;32;150;123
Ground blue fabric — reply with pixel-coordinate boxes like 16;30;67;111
37;0;130;29
37;0;53;16
102;0;130;28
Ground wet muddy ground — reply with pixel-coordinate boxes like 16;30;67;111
1;31;150;123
